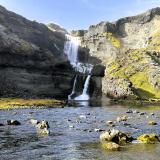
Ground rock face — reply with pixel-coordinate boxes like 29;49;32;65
79;7;160;101
0;5;160;100
0;5;75;98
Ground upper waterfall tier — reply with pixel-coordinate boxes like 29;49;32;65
64;34;93;74
64;34;80;65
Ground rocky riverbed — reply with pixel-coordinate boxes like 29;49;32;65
0;101;160;160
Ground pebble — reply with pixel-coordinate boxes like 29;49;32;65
106;120;113;125
126;109;133;114
79;115;86;119
148;121;157;125
133;110;140;114
117;115;128;122
102;142;120;151
123;123;131;126
29;119;39;125
139;112;146;115
0;123;4;126
94;128;106;132
69;125;74;128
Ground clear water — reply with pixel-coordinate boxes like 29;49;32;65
1;101;160;160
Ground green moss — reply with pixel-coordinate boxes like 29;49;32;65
103;32;121;48
20;42;33;52
137;134;159;144
148;32;160;52
106;48;160;100
0;98;65;109
129;71;160;100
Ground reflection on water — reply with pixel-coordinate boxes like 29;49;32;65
0;101;160;160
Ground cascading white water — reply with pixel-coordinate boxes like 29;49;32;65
68;75;77;100
64;35;79;66
64;34;93;101
74;75;91;101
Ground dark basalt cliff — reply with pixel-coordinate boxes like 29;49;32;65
0;5;74;98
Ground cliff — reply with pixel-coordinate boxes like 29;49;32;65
0;5;74;98
0;5;159;101
79;8;160;101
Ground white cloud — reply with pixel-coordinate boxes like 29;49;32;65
137;0;160;4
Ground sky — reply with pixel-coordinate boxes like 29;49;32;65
0;0;160;31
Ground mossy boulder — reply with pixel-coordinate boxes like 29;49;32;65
100;129;133;145
101;142;120;151
137;134;159;144
148;121;157;125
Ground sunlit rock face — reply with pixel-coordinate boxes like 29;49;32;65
78;7;160;101
0;4;160;100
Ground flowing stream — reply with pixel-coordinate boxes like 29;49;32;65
1;103;160;160
64;34;93;101
68;75;77;100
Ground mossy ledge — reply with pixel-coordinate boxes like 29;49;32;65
0;98;66;110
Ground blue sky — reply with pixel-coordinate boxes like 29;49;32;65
0;0;160;30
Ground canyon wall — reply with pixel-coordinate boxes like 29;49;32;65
0;5;75;99
79;8;160;101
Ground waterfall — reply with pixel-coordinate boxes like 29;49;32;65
64;34;92;101
64;35;79;66
68;75;77;100
74;75;91;101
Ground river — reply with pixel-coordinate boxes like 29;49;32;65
0;101;160;160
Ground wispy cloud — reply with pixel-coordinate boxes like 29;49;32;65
136;0;160;4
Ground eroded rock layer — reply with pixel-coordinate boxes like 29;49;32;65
79;8;160;101
0;5;74;98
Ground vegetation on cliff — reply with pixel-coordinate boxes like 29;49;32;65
106;33;160;100
103;32;121;48
80;8;160;101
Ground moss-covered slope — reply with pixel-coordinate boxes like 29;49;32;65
81;8;160;101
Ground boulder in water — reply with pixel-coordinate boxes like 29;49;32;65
116;115;128;122
137;134;159;144
100;128;133;144
36;120;50;135
7;120;21;125
101;142;120;151
148;121;157;125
